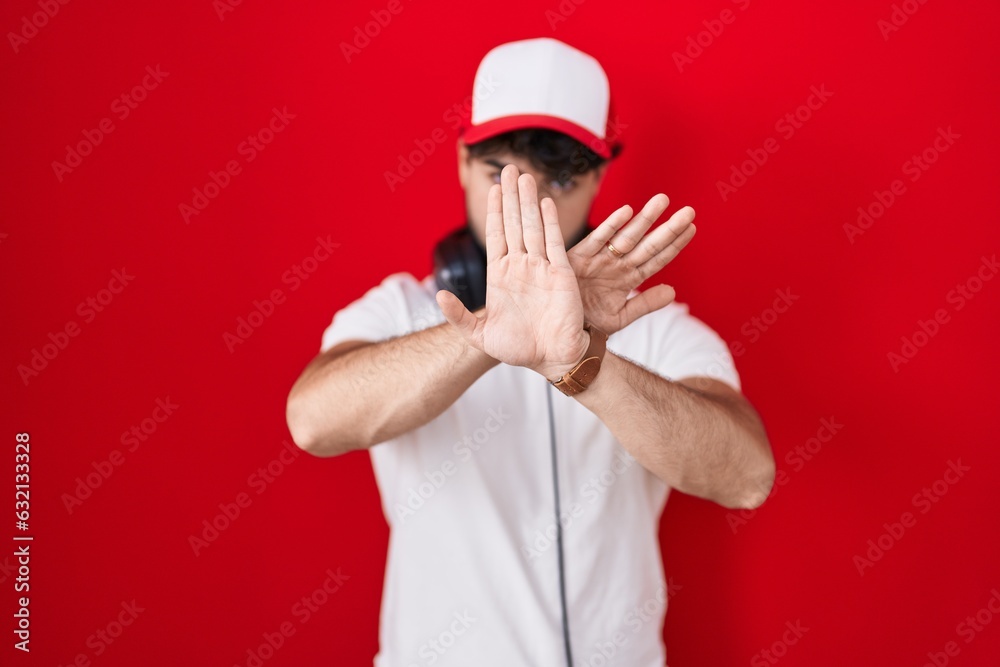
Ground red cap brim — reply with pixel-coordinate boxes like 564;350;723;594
461;114;615;159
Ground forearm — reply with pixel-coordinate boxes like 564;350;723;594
573;352;774;509
287;323;498;457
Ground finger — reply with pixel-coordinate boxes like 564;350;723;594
501;164;525;254
620;284;677;328
518;173;545;257
573;204;633;257
540;197;570;268
629;204;695;267
436;290;484;349
484;183;506;262
636;221;697;281
607;193;670;255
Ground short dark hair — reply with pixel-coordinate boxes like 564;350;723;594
465;128;621;186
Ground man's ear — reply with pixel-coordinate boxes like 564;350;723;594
457;140;469;189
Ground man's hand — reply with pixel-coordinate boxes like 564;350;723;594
568;194;697;334
436;164;589;381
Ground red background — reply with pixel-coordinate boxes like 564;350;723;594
2;0;999;665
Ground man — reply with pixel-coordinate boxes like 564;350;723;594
287;37;774;666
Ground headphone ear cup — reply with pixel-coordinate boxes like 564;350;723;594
433;228;487;312
464;238;487;310
433;223;587;312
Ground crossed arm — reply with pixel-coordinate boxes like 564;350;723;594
287;165;774;510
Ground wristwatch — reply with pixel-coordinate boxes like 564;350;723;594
550;323;608;396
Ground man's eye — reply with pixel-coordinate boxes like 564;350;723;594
549;178;576;194
490;172;501;184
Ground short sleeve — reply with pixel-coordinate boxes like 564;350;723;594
612;301;742;393
319;273;415;353
658;302;741;392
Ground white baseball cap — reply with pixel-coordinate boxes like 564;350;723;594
460;38;619;159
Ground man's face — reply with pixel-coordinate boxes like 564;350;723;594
457;140;607;248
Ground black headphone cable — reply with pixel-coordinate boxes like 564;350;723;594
546;381;574;667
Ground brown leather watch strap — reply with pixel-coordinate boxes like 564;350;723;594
551;323;608;396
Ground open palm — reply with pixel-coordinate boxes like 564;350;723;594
568;194;697;334
437;165;589;381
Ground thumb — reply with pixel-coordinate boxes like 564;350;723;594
436;290;483;347
621;284;677;329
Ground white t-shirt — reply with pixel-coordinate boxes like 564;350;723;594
319;272;741;667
